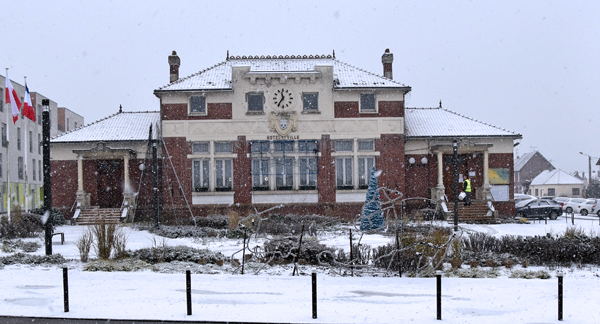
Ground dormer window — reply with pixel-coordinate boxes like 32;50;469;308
360;93;376;112
190;95;206;115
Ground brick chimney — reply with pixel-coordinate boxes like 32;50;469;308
168;51;180;83
381;48;393;80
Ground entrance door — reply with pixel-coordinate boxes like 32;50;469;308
97;160;123;208
442;154;469;199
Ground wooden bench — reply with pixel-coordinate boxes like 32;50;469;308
52;232;65;245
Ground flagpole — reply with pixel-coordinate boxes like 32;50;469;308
23;76;29;212
5;68;11;222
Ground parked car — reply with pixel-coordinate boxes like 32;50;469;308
587;199;600;216
562;198;594;215
515;194;536;204
553;197;570;205
515;198;562;220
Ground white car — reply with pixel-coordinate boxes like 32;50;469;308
514;194;536;204
562;198;595;215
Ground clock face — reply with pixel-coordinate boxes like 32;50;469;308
271;86;295;109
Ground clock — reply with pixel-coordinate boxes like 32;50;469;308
271;86;296;110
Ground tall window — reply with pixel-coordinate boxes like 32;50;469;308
252;158;270;190
302;93;319;111
0;153;2;177
214;141;233;153
38;160;41;181
1;123;6;147
275;158;294;190
247;93;264;113
17;128;21;151
358;157;375;188
32;159;36;181
335;140;353;152
336;157;353;189
299;140;318;190
214;159;232;191
29;131;33;153
0;88;3;111
360;93;376;112
38;134;41;154
17;157;23;180
37;104;42;125
190;95;206;114
192;159;209;192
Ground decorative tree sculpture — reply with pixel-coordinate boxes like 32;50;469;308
361;166;384;231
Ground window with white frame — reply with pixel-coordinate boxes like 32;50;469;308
250;140;319;191
335;140;353;152
358;156;375;189
298;140;318;190
302;93;319;111
214;141;233;153
247;93;264;113
32;159;36;181
38;160;41;181
214;159;232;191
252;158;270;190
336;157;353;189
192;159;209;192
360;93;376;112
358;139;375;151
190;95;206;114
192;142;209;154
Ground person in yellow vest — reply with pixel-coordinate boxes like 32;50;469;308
463;174;472;206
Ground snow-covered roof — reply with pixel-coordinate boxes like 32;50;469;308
52;111;160;143
155;54;410;92
404;107;521;138
514;152;537;171
530;169;583;186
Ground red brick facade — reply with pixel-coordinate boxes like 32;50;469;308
334;101;404;118
376;134;405;192
162;103;233;121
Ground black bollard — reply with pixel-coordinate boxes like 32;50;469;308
63;267;69;312
558;270;563;321
186;270;192;315
312;271;317;319
436;270;442;320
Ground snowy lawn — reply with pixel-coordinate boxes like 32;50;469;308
1;214;599;323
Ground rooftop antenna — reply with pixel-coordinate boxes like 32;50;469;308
119;104;122;113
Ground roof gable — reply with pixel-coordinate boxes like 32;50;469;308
404;107;521;138
51;111;160;143
531;169;583;185
155;55;410;92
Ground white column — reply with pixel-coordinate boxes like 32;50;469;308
436;151;444;189
124;154;130;192
77;155;84;192
483;149;490;189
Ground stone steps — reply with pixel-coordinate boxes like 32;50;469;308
446;201;498;223
75;207;122;225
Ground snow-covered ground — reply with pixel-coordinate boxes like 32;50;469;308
1;214;599;323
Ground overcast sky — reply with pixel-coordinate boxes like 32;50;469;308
2;0;599;175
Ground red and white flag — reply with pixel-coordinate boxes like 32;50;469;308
22;83;36;122
4;73;21;123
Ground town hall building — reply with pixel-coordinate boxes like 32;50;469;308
50;49;521;223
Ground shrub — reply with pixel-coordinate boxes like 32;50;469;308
0;213;44;239
75;229;93;262
132;245;226;264
509;269;551;279
1;239;40;253
84;259;154;272
30;208;66;226
263;237;336;265
0;252;66;265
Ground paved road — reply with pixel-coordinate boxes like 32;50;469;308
0;316;296;324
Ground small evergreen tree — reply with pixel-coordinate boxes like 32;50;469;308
360;167;384;231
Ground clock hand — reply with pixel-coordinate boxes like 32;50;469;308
278;94;285;106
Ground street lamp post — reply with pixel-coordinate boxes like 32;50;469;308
579;152;599;198
42;99;53;255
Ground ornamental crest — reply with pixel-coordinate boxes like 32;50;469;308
268;111;298;136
